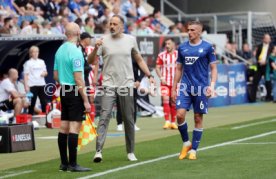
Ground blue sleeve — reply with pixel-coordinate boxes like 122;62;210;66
208;45;217;64
121;3;129;16
176;46;184;64
68;1;78;11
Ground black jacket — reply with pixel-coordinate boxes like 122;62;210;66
256;43;273;67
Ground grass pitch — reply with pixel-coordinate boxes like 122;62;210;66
0;103;276;179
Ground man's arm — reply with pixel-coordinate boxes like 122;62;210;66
271;61;276;70
87;49;98;65
172;63;183;91
53;70;59;83
23;73;29;92
92;64;99;86
132;50;151;77
87;39;103;65
12;1;24;15
207;63;218;97
10;90;21;99
155;64;167;85
171;63;183;102
41;61;48;77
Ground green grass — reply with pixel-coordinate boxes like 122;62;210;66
1;102;276;170
1;115;276;179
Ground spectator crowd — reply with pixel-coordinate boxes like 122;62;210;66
0;0;189;36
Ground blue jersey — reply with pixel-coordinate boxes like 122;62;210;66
177;40;216;93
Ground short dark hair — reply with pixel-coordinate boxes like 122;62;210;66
85;17;91;25
164;38;175;43
4;17;12;24
188;20;203;30
111;14;124;24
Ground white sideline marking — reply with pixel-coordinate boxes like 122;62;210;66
78;131;276;179
231;119;276;130
0;170;34;179
231;142;276;145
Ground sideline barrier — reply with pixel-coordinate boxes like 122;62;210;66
0;124;35;153
209;63;248;107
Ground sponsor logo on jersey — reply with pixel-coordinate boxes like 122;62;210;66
185;56;199;65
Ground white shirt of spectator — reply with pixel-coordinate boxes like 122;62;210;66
137;27;154;35
23;58;47;87
137;5;147;18
20;25;37;35
0;78;17;101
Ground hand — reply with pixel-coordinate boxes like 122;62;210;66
161;79;167;85
92;78;97;86
94;39;103;49
171;90;177;103
206;86;214;98
258;61;266;66
84;101;91;113
134;81;140;88
41;71;47;77
149;76;156;86
25;86;30;93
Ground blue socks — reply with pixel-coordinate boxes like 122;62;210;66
178;121;189;142
192;128;203;151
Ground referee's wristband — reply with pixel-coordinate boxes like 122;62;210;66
148;74;154;79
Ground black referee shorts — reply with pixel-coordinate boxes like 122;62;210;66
60;85;85;122
0;99;14;111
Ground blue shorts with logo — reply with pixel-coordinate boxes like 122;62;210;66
176;90;208;114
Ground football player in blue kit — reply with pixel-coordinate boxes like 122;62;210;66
171;21;218;160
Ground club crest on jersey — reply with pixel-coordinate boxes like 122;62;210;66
198;48;204;53
185;56;199;65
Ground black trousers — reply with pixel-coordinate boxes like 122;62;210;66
117;89;137;125
28;86;47;115
251;65;272;102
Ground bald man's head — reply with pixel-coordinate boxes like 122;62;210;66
8;68;18;81
65;22;81;39
263;33;271;44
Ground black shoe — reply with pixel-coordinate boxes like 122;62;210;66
68;164;91;172
59;164;68;171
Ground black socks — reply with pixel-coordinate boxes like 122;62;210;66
68;133;79;167
58;132;68;165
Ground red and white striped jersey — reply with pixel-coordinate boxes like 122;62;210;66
85;46;95;86
156;50;178;86
85;46;94;55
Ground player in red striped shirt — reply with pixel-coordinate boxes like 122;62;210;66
156;38;178;129
79;32;99;124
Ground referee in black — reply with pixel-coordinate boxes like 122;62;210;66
54;22;91;172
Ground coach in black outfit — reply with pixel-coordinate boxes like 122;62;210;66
251;33;273;102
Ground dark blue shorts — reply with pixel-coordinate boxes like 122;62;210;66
176;91;208;114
